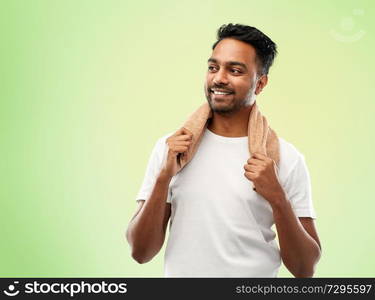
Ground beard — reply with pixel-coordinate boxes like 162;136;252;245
205;87;254;115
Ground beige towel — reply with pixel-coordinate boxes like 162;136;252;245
177;101;280;171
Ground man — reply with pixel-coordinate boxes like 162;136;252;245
126;24;321;277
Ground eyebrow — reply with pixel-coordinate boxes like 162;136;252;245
207;58;248;71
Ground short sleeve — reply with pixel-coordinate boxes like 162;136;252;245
135;136;173;204
283;154;317;219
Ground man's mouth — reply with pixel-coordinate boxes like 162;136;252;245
210;88;234;95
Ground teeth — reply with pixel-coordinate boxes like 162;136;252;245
212;90;231;95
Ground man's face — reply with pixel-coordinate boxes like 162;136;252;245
204;38;262;114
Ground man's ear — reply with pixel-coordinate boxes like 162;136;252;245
255;75;268;95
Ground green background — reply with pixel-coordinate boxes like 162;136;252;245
1;0;374;277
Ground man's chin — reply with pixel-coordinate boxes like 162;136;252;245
208;101;235;114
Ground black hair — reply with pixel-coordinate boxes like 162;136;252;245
212;23;277;75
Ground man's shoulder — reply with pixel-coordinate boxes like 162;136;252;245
277;136;306;174
151;132;174;153
278;136;303;157
156;132;174;144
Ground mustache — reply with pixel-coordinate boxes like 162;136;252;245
209;85;234;93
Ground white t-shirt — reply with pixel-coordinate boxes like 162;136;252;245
136;128;316;277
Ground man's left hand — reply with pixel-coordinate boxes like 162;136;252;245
244;152;286;205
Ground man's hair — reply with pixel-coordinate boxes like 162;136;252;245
212;23;277;76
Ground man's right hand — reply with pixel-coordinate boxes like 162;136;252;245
161;127;193;178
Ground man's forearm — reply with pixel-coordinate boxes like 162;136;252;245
270;194;321;277
127;171;172;263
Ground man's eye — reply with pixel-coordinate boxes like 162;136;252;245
208;66;217;71
231;69;242;74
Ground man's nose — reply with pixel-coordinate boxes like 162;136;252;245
213;69;229;85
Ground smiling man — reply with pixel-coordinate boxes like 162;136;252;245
126;24;321;277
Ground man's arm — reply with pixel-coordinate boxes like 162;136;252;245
126;172;172;264
271;197;321;277
244;152;321;277
126;127;193;264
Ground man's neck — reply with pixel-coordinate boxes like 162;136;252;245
207;105;254;137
